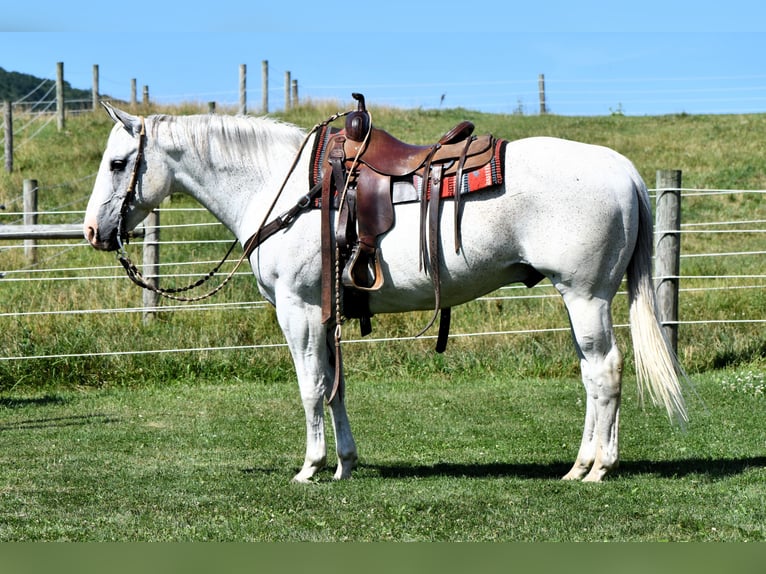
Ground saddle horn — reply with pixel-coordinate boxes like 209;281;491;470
346;93;370;142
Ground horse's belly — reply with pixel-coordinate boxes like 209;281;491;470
367;197;533;314
368;260;539;314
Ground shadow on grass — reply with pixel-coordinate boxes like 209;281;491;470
0;413;120;431
363;457;766;480
0;395;69;409
0;394;121;431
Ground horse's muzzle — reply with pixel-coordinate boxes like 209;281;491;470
84;223;119;251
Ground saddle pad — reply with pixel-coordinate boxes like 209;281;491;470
418;138;507;201
308;124;507;205
309;124;341;189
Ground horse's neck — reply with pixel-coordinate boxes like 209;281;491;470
154;115;308;241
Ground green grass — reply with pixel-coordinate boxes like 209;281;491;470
0;367;763;541
0;103;764;541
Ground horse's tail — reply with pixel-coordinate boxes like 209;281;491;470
626;174;688;424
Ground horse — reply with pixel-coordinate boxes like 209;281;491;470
83;102;687;483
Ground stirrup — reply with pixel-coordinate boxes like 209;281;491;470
342;246;384;292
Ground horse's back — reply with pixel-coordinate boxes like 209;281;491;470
506;137;641;212
504;137;641;291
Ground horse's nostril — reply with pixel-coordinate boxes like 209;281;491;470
86;226;97;245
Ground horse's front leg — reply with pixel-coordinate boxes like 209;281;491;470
276;298;357;482
326;337;358;480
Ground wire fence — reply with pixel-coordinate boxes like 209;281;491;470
1;174;763;362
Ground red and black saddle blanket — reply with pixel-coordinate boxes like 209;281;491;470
308;124;507;205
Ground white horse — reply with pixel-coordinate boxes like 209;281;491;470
84;103;686;482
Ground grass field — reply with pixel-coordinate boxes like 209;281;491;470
0;102;764;541
0;366;763;541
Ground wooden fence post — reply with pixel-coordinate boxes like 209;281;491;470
142;85;150;106
284;71;291;110
23;179;38;264
56;62;65;131
142;209;160;324
239;64;247;115
538;73;547;115
655;169;682;355
291;79;298;107
130;79;137;106
3;101;12;173
261;60;269;114
92;64;99;111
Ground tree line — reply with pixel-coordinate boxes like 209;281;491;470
0;66;93;109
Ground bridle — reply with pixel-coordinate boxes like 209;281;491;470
116;116;146;251
113;114;245;302
113;114;249;303
114;110;348;303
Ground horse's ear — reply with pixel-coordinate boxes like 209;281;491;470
101;101;142;136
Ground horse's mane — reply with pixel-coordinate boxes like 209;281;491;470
149;113;306;174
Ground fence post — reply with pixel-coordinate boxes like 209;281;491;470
142;85;150;106
655;169;682;355
538;73;547;115
4;101;12;173
291;79;298;107
142;209;160;324
23;179;38;264
284;71;291;110
130;79;137;106
92;64;99;111
261;60;269;114
56;62;65;131
239;64;247;115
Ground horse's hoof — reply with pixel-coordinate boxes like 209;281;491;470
582;474;604;483
333;466;353;480
292;463;324;483
333;453;358;480
582;467;608;482
291;474;314;484
562;464;590;481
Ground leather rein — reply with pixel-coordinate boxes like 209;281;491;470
115;111;348;303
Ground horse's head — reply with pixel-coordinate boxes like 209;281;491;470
84;103;171;251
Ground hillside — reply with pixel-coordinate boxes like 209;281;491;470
0;66;93;109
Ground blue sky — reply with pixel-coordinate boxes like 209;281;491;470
2;1;765;116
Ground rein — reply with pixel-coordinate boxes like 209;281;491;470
115;110;349;303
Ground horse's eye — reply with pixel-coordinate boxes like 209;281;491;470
110;159;127;172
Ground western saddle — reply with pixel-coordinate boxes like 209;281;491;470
320;93;498;352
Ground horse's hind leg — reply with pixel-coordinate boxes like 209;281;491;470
560;293;623;482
